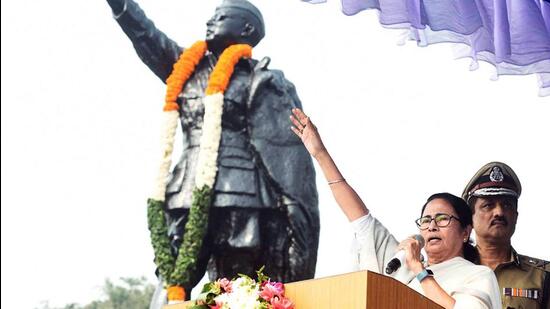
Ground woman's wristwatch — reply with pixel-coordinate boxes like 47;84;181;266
415;268;434;283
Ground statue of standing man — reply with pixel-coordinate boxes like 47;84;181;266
105;0;319;305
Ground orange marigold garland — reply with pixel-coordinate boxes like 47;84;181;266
147;40;253;303
164;40;208;110
205;44;252;95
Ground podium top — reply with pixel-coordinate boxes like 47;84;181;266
163;270;443;309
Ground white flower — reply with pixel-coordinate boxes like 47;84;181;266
214;277;263;309
195;93;224;188
152;110;179;201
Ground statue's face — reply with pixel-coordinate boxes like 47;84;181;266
206;8;255;53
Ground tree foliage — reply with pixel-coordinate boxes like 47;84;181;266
36;276;155;309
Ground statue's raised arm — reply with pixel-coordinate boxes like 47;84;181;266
106;0;182;82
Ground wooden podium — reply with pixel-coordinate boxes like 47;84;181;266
164;270;443;309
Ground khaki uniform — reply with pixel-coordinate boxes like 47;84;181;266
490;248;550;309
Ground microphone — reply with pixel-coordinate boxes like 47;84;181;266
385;234;425;275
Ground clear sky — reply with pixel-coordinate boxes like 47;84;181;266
2;0;549;308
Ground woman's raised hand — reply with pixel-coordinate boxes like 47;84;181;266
290;108;326;158
291;108;369;221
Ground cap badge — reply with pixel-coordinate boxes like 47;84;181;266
489;166;504;182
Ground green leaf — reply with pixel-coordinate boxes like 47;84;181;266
256;265;270;283
200;282;214;293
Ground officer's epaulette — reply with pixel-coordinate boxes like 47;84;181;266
518;254;550;272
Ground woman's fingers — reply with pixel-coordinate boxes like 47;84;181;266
289;108;327;158
398;237;421;252
397;239;410;251
292;108;309;125
292;108;314;134
290;108;307;139
410;235;421;246
290;115;304;131
290;126;302;138
291;108;313;134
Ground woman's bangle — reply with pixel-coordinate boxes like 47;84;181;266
328;178;346;185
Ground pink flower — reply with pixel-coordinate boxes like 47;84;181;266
260;281;284;301
210;299;224;309
271;296;294;309
217;278;232;293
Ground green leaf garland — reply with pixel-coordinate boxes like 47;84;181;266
147;186;213;287
172;186;213;285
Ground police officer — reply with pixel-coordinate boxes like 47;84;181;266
463;162;550;309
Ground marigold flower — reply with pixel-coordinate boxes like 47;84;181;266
167;285;186;301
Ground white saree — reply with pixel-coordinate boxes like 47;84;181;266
350;214;501;309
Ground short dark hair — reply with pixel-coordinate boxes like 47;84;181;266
421;192;472;228
421;192;478;263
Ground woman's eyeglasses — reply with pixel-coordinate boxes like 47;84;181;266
415;213;460;230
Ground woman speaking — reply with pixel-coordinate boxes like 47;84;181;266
290;108;500;309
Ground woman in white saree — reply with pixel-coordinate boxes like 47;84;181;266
290;108;501;309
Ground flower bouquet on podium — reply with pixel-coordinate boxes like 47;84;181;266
189;267;294;309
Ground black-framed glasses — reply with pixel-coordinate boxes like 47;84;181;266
415;213;460;230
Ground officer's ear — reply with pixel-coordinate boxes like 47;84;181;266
463;225;473;242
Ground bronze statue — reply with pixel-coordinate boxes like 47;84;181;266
106;0;319;304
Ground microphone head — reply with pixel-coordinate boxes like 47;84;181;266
413;234;425;248
385;258;401;275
